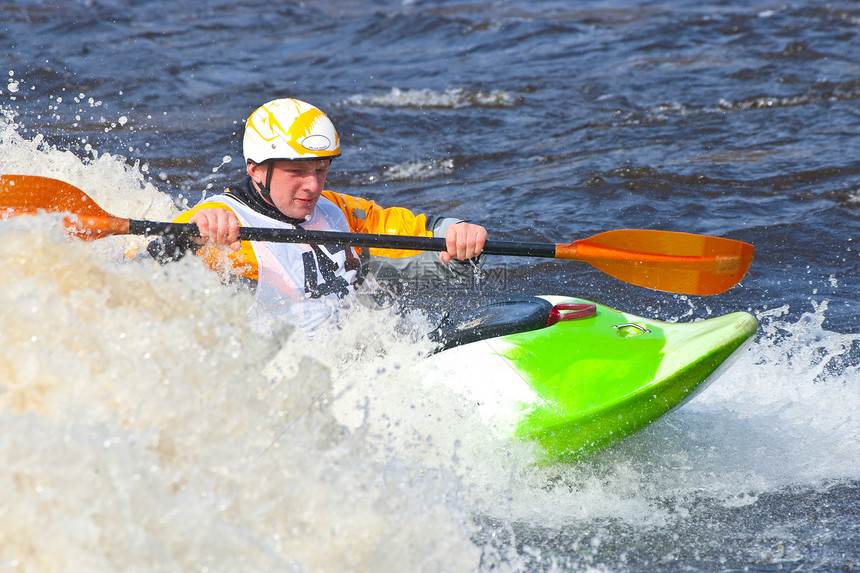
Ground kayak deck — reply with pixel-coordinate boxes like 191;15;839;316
424;296;758;463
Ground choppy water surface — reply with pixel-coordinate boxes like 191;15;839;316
1;1;859;571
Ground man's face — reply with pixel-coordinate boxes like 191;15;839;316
249;159;331;220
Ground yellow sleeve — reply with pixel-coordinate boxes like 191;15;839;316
322;190;433;258
174;201;260;282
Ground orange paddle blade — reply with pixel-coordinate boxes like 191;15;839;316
0;174;130;239
555;229;755;295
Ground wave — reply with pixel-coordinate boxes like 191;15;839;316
344;87;519;110
3;101;858;573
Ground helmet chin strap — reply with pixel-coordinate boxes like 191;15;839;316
254;161;276;206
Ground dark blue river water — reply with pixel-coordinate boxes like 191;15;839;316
1;1;858;571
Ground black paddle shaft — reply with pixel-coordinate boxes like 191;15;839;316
127;219;558;258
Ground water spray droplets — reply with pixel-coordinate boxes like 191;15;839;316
212;155;232;173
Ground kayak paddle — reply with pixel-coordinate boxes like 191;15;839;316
0;174;754;295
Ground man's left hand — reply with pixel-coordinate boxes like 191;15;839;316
440;222;488;263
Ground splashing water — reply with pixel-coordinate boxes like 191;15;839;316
2;120;858;571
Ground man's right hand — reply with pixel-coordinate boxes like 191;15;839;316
189;208;242;252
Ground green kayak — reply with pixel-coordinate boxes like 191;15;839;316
425;295;758;462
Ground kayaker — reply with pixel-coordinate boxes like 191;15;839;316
146;97;488;334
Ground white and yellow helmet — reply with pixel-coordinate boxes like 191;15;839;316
243;98;341;164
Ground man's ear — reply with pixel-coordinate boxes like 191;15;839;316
247;161;265;183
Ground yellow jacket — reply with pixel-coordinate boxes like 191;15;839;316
163;187;465;284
